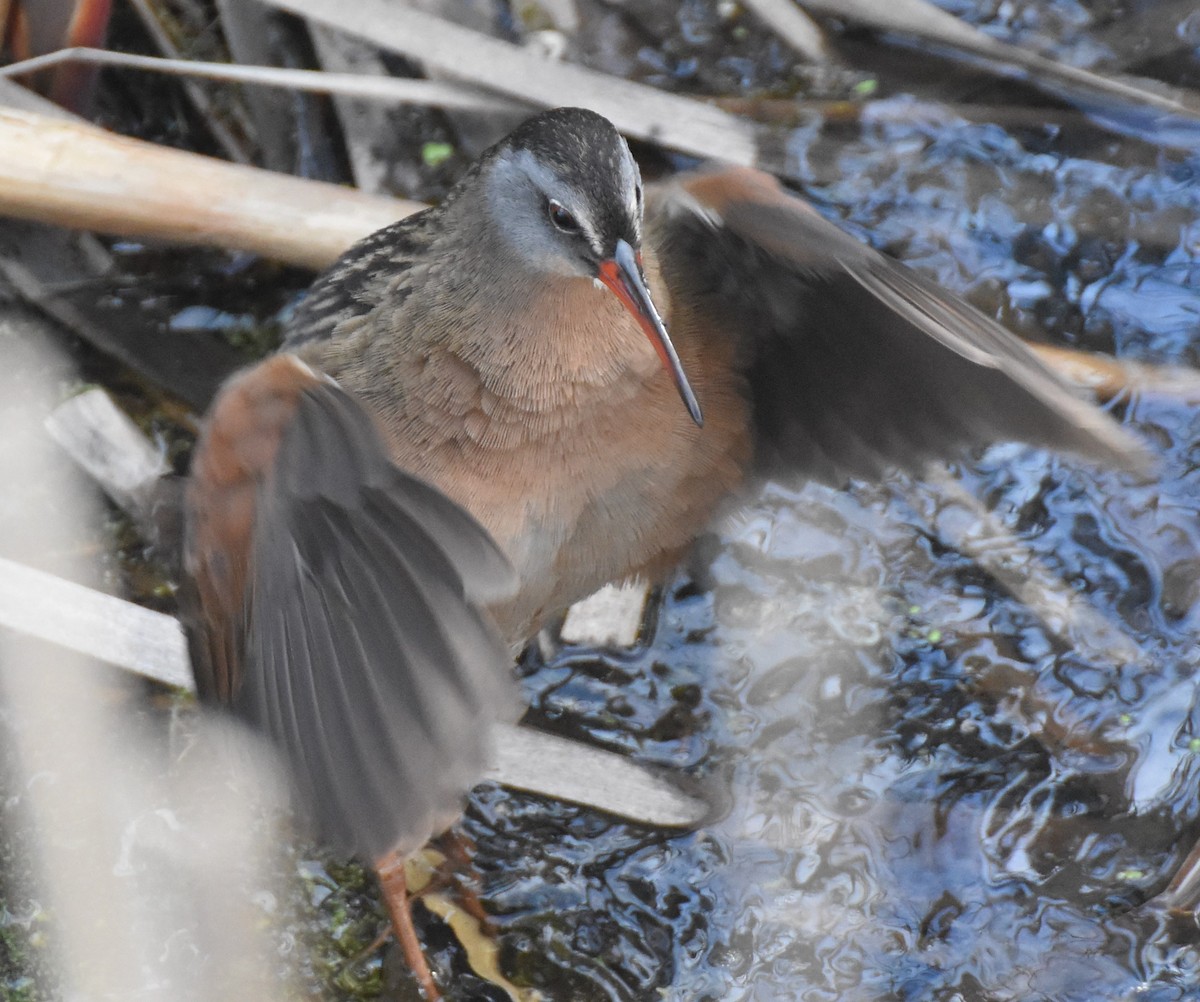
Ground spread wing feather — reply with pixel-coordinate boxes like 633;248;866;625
651;167;1148;484
183;369;516;860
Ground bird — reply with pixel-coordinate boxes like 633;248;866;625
180;106;1147;999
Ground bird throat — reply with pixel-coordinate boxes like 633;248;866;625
300;251;724;642
405;271;663;440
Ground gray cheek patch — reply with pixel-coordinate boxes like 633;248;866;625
488;150;605;262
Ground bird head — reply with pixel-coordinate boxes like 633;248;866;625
478;107;703;427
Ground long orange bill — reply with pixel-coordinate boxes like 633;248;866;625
598;239;703;427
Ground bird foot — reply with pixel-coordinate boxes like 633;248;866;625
428;830;490;929
376;850;442;1001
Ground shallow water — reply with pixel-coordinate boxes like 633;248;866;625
445;3;1200;1000
4;0;1200;999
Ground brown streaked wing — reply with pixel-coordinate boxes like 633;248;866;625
182;356;516;859
283;209;437;349
649;165;1149;485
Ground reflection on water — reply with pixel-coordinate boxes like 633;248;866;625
462;18;1200;994
5;1;1200;999
473;438;1200;999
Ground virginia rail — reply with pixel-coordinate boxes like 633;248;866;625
182;107;1144;998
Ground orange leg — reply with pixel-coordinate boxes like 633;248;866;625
5;2;29;59
2;0;112;109
51;0;111;109
375;850;442;1001
429;830;490;928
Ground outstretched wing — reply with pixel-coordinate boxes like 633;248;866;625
181;355;516;860
649;166;1147;484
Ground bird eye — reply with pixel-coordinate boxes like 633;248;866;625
547;199;581;233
